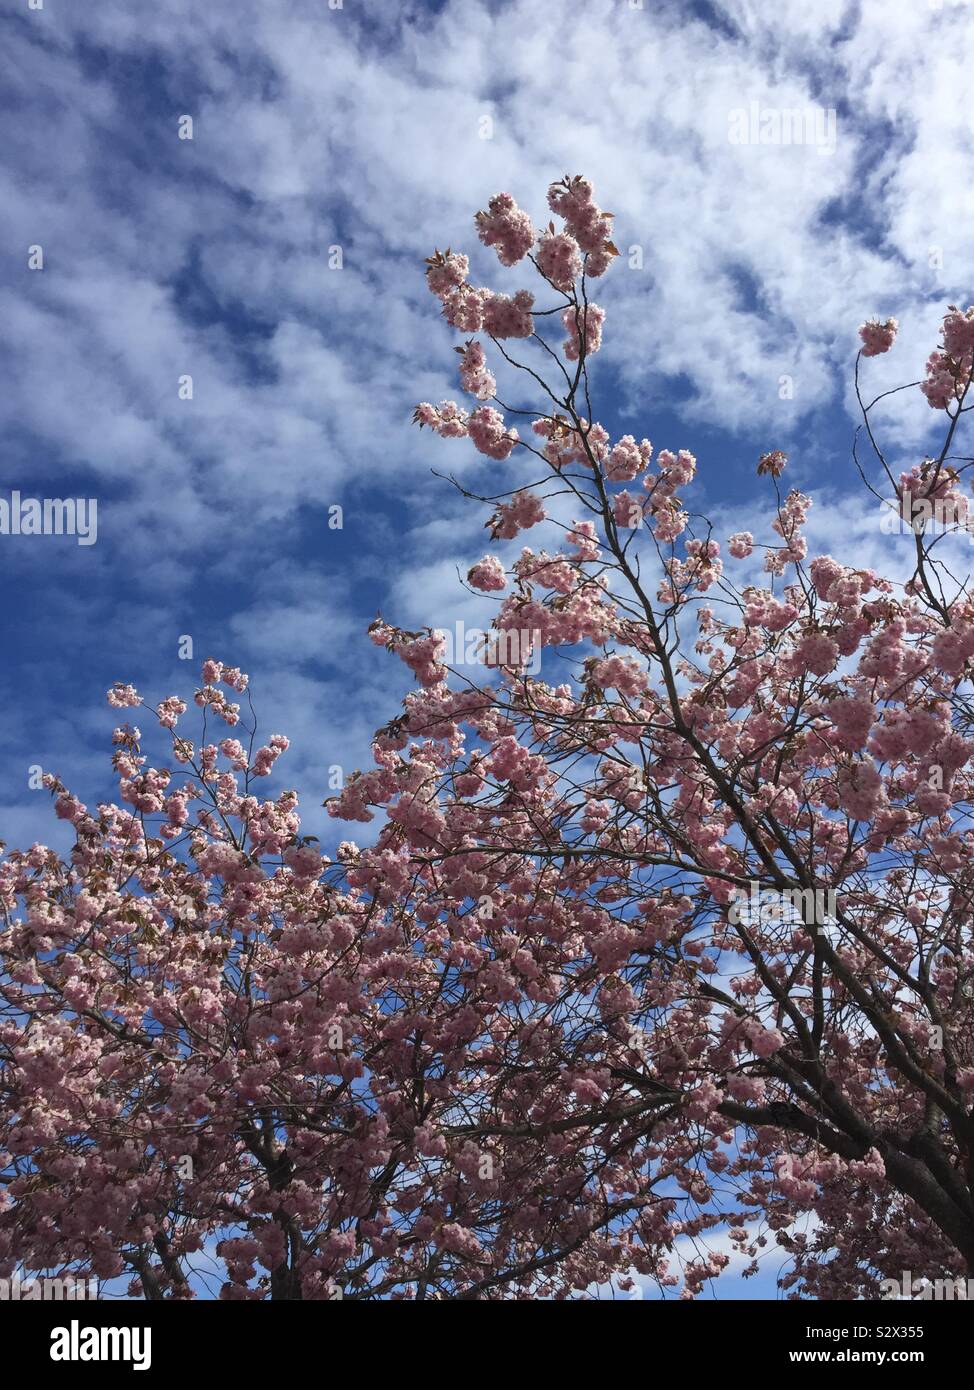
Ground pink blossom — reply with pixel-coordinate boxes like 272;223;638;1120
483;289;534;339
757;449;787;478
606;435;652;482
467;406;519;460
474;192;535;267
107;683;141;708
728;531;754;559
457;340;496;400
426;250;470;297
467;555;507;592
858;317;898;356
794;632;839;676
562;303;604;360
489;491;546;539
535;232;582;291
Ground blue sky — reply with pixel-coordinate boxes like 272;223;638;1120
1;0;972;1298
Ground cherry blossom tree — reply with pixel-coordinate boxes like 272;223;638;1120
3;178;974;1300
